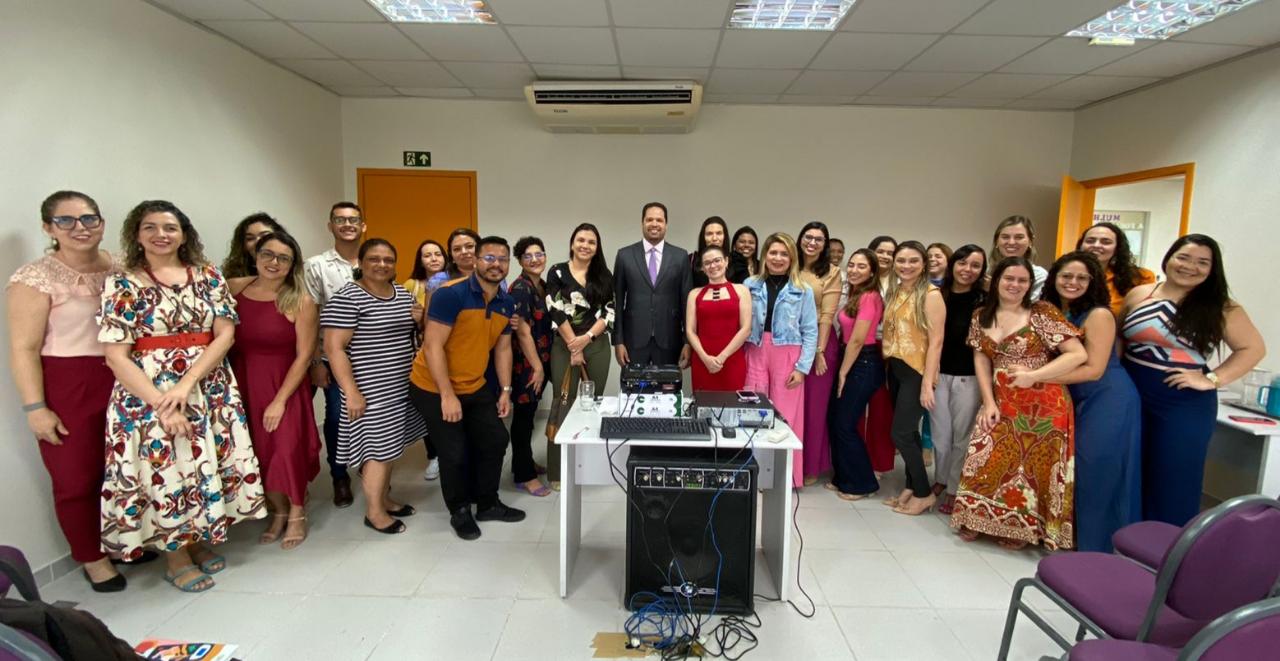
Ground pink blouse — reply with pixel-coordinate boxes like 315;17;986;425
7;254;114;357
837;291;883;347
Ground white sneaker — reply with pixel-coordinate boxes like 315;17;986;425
423;458;440;481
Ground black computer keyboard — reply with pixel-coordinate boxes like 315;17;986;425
599;416;713;442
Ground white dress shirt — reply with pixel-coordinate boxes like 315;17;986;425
303;248;356;309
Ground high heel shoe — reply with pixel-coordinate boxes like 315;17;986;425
83;569;127;593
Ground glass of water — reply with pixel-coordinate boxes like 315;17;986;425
578;380;596;410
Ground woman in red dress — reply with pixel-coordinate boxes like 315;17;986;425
686;246;751;392
229;231;321;550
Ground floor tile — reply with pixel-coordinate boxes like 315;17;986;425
938;607;1081;661
807;549;929;608
314;539;449;596
791;506;885;550
416;541;539;599
894;549;1014;610
833;606;970;661
745;601;857;660
367;597;512;660
861;509;974;552
245;594;404;660
148;592;304;652
493;598;631;660
519;541;625;601
212;538;359;594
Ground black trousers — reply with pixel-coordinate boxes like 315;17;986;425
887;357;931;498
509;399;539;483
410;385;509;512
625;337;681;367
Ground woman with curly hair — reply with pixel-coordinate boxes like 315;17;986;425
1077;222;1156;315
220;212;283;278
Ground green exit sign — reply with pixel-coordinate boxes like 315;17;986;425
403;151;432;167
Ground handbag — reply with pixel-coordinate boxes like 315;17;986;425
545;360;589;444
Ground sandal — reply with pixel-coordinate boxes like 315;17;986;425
386;504;416;517
823;482;839;492
836;491;870;502
516;481;552;497
957;528;980;542
802;476;818;487
893;495;937;516
165;565;214;593
189;546;226;575
281;516;308;551
259;513;288;545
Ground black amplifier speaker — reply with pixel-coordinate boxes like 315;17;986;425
624;446;757;615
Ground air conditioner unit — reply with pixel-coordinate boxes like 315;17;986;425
524;81;702;134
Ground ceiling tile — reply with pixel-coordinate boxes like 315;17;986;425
1005;98;1086;110
787;70;890;95
868;71;981;96
622;66;709;82
1000;38;1153;75
472;87;527;99
1091;42;1254;77
905;35;1048;72
932;97;1014;108
533;64;622;79
354;60;460;87
1030;75;1160;101
840;0;989;34
855;96;937;106
506;27;617;64
275;59;382;86
442;61;537;87
953;0;1121;36
715;30;829;69
948;73;1072;98
291;23;428;60
201;20;333;59
249;0;383;22
1172;0;1280;47
486;0;609;27
608;0;733;28
327;86;399;97
703;94;779;104
395;87;476;98
399;24;523;62
149;0;271;20
810;32;937;70
706;68;801;94
777;95;857;105
616;28;720;68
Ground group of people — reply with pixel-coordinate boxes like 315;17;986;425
9;191;1266;597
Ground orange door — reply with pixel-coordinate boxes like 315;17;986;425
357;168;478;282
1055;175;1095;258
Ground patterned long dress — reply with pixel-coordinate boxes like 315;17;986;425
98;266;265;559
949;301;1080;550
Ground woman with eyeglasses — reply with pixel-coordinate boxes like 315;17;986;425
1040;251;1141;552
98;200;265;592
1078;222;1156;315
220;212;283;279
1121;235;1265;526
796;221;842;486
7;191;144;592
322;239;428;534
229;231;321;550
687;245;751;392
507;236;552;497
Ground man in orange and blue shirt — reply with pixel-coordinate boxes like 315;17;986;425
409;236;523;540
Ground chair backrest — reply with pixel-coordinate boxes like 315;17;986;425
0;623;60;661
0;547;37;602
1183;597;1280;660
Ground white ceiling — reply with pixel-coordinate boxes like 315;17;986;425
147;0;1280;110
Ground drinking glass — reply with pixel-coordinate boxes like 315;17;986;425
578;380;596;410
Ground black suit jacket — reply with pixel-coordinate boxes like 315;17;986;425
613;240;693;352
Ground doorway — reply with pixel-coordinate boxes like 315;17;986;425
1055;163;1194;265
356;168;478;282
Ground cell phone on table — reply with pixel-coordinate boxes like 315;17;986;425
736;389;760;403
1229;415;1277;425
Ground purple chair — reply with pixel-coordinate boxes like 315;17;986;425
1063;596;1280;660
996;495;1280;660
1113;520;1181;570
0;546;60;661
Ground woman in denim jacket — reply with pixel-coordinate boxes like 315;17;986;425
743;233;818;488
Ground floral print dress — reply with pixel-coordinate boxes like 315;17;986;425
97;266;265;559
509;273;552;404
949;301;1080;550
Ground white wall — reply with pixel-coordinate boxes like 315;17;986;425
0;0;341;571
1072;46;1280;370
341;99;1074;261
1093;179;1185;272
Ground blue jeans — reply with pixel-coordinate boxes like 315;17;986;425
319;364;348;481
829;346;883;495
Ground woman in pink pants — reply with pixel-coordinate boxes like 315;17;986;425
742;233;818;488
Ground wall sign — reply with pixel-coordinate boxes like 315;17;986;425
403;151;432;167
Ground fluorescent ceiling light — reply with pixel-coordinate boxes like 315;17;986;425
366;0;495;24
1066;0;1263;40
729;0;857;31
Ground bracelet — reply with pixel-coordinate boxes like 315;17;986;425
501;385;513;392
22;401;46;412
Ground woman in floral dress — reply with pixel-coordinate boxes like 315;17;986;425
99;200;264;592
949;257;1086;551
508;236;552;496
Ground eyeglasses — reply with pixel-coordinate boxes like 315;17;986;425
257;250;294;266
49;214;103;230
801;235;825;245
521;251;546;262
479;255;510;264
703;257;725;267
330;216;363;226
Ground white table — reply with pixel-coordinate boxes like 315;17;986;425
1209;395;1280;499
556;404;803;601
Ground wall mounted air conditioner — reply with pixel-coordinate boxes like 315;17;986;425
524;81;702;134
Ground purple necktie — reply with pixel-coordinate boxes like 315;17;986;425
648;247;658;286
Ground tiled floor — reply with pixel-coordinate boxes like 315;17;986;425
40;449;1079;660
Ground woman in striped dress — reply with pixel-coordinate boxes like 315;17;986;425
322;239;428;534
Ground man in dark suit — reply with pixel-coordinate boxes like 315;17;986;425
613;201;693;369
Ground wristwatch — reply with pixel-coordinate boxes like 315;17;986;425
1205;371;1221;386
501;385;513;393
585;330;595;340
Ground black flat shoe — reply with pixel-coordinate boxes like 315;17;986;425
385;504;416;517
475;501;526;523
450;508;481;541
111;550;159;565
363;517;406;535
83;569;127;593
